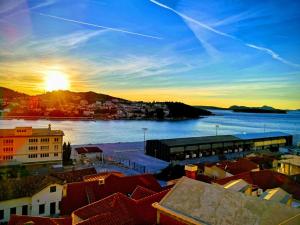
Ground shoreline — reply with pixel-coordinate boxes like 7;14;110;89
0;115;211;122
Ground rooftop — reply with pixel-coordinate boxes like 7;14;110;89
233;131;291;140
278;154;300;167
260;187;292;205
214;170;300;200
151;135;240;147
51;168;97;183
154;177;300;225
8;215;71;225
215;158;259;175
0;127;64;137
75;147;103;154
148;131;292;147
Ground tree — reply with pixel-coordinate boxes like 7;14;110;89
63;142;72;165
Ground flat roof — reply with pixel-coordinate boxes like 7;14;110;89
0;128;64;137
153;135;240;147
148;132;292;147
233;132;291;140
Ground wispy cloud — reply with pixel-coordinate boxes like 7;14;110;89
246;43;300;68
150;0;300;68
38;13;162;40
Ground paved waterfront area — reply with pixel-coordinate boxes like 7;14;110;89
72;141;169;174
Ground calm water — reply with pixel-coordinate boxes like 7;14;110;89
0;110;299;145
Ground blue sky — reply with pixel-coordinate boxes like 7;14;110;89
0;0;300;109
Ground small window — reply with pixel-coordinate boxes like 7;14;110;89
50;186;56;193
22;205;28;215
0;209;4;220
10;207;16;215
39;204;45;214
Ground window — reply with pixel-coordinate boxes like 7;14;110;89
28;154;38;158
41;138;49;143
54;145;59;150
29;138;38;143
3;147;13;152
40;153;49;158
54;153;59;157
50;186;56;193
29;146;38;150
4;155;13;160
54;138;59;142
10;207;16;215
3;139;13;145
40;146;49;150
39;204;45;214
22;205;28;215
0;209;4;220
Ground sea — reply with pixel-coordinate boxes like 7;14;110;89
0;110;299;145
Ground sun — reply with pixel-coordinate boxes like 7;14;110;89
44;70;70;91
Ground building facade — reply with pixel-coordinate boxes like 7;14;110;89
0;125;64;166
146;132;293;162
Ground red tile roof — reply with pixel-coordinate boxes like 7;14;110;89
83;171;124;182
51;168;97;183
74;189;170;225
8;215;71;225
131;185;156;200
61;174;162;215
75;147;102;154
215;158;259;175
214;170;300;200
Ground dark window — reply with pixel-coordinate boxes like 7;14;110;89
39;204;45;214
10;207;16;215
0;209;4;220
50;202;56;215
22;205;28;215
50;186;56;193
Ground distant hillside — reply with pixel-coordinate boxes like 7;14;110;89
0;87;29;99
195;105;228;110
166;102;212;118
36;90;127;107
229;105;287;114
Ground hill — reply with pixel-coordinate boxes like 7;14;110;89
0;87;29;99
229;105;287;114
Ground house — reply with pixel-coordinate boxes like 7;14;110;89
60;173;163;215
259;187;293;206
0;175;64;223
8;215;71;225
221;179;252;195
152;176;300;225
71;188;170;225
0;168;97;223
275;154;300;175
72;146;103;163
214;170;300;200
203;158;259;179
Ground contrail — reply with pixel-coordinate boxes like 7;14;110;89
150;0;300;68
38;13;162;40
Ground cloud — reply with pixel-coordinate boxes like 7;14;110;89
150;0;300;68
246;43;300;68
37;13;162;40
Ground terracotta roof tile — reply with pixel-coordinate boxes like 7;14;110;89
131;186;155;200
8;215;71;225
61;174;162;215
51;168;97;183
214;170;300;200
216;158;259;175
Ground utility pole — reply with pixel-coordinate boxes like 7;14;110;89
142;128;148;153
215;124;219;136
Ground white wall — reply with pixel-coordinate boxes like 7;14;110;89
0;183;63;223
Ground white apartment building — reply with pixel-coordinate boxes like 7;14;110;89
0;125;64;166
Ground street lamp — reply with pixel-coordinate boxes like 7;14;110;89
215;124;219;136
142;128;148;153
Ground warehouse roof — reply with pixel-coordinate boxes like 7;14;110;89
151;135;240;147
233;132;291;140
148;132;292;147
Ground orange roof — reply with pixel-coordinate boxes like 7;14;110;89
215;158;259;175
83;171;124;182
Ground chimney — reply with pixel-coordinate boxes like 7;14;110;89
48;124;51;133
184;164;198;180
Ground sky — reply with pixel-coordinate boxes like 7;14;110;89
0;0;300;109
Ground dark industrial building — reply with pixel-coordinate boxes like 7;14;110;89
146;132;293;162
